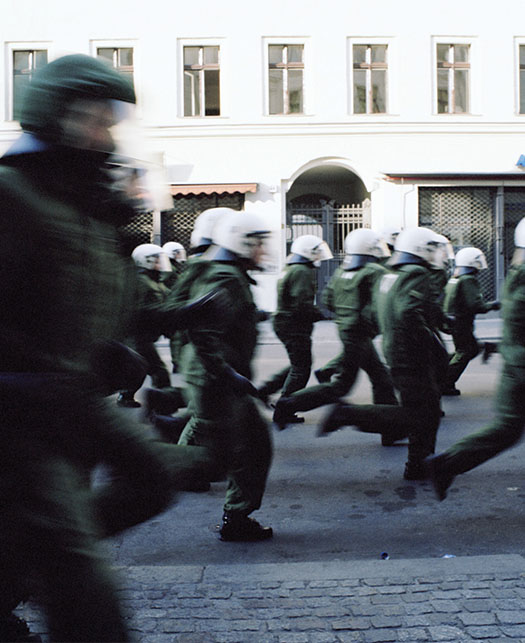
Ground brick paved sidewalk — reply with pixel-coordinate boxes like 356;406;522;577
16;554;525;642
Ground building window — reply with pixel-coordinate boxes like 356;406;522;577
519;45;525;114
12;49;47;121
437;44;470;114
352;45;387;114
268;44;304;114
183;46;220;117
97;47;134;88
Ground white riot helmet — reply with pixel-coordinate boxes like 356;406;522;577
162;241;187;264
211;209;273;268
391;227;450;269
131;243;171;272
288;234;333;267
454;247;488;275
344;228;390;269
381;225;402;250
512;217;525;265
190;207;234;250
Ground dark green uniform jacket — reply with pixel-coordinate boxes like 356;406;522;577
273;263;322;334
499;263;525;366
443;273;492;332
182;261;259;384
377;263;436;370
133;270;171;343
0;157;136;376
323;262;387;338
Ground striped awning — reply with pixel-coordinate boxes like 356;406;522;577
170;183;258;196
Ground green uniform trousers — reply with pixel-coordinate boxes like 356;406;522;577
261;325;313;398
284;337;397;412
179;378;273;515
440;363;525;475
443;323;480;390
333;369;441;466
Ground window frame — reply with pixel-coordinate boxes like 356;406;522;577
263;37;310;117
432;36;478;116
515;38;525;115
183;44;221;117
5;41;51;122
90;39;139;103
347;36;396;117
178;38;225;119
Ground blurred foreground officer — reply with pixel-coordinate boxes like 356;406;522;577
426;219;525;500
441;247;500;396
117;243;172;407
257;235;332;424
178;210;275;541
273;228;397;430
320;228;451;480
0;54;215;642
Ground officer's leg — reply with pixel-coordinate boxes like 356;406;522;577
442;329;479;393
257;367;290;402
314;351;344;383
224;396;273;514
89;400;216;534
275;339;362;421
438;364;525;476
0;452;128;642
220;396;273;541
396;371;441;479
360;340;398;405
280;332;313;397
137;341;172;389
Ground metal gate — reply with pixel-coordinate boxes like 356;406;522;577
419;186;525;301
161;194;245;249
286;199;371;306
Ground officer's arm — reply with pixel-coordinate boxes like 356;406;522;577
404;271;435;346
187;271;238;380
322;271;337;313
462;278;492;314
290;267;324;321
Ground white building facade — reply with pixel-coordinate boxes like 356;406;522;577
2;0;525;309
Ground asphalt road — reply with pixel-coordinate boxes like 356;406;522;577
106;318;525;568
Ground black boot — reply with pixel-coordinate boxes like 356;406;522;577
403;461;427;480
424;454;455;501
481;341;498;364
218;512;273;542
272;398;293;430
441;386;461;396
381;429;407;447
318;402;352;435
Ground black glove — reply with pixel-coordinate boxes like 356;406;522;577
224;365;259;397
488;300;501;311
174;288;231;330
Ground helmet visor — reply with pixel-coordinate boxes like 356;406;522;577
248;231;278;272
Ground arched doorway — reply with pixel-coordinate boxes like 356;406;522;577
286;162;371;304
